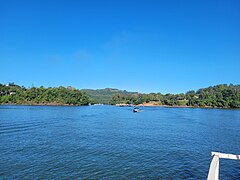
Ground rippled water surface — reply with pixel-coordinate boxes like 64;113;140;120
0;105;240;179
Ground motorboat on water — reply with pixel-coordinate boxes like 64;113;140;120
133;107;140;113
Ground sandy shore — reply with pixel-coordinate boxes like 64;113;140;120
115;102;215;108
135;103;193;108
116;102;191;107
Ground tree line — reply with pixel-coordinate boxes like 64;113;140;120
0;83;90;105
1;83;240;108
110;84;240;108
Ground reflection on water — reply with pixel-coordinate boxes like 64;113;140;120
0;105;240;179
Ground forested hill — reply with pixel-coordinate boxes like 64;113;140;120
81;88;137;104
0;83;240;108
0;84;137;105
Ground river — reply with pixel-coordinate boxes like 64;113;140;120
0;105;239;179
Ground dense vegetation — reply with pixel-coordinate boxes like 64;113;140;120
110;84;240;108
1;83;240;108
0;83;90;105
82;88;137;104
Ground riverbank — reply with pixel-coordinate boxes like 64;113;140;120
0;103;233;109
116;102;224;109
0;102;87;106
116;102;193;108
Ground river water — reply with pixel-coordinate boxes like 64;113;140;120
0;105;239;179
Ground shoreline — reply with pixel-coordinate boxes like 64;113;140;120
0;103;88;106
0;103;238;109
115;103;230;109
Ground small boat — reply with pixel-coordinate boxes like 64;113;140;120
133;107;140;113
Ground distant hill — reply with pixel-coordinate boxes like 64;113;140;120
81;88;137;104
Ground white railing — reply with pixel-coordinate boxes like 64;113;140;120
207;152;240;180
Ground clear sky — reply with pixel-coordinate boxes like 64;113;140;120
1;0;240;94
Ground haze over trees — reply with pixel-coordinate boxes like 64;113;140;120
0;83;240;108
82;88;137;104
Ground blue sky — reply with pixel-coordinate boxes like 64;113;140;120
1;0;240;94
